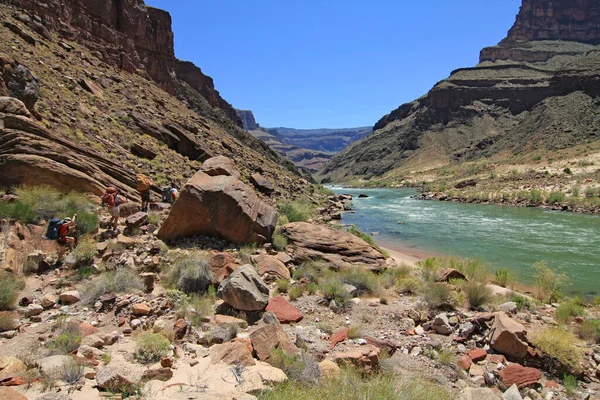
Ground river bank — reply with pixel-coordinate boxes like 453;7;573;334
330;186;600;296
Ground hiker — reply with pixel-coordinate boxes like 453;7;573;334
136;173;152;212
102;186;126;231
56;214;77;263
170;184;179;203
162;184;178;204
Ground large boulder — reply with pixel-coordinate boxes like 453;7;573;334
280;222;386;270
96;361;143;393
157;171;278;245
210;341;256;366
490;312;528;359
217;265;269;311
200;155;239;178
249;323;298;361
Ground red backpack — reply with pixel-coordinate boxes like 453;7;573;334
102;187;117;206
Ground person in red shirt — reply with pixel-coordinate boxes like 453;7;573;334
57;213;77;263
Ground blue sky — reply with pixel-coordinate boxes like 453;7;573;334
145;0;521;129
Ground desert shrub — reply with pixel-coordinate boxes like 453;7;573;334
511;294;536;311
533;261;568;303
276;279;290;294
135;333;170;364
572;186;581;198
306;282;319;295
270;349;321;384
314;184;334;196
82;268;144;305
279;199;315;223
0;272;25;310
168;253;212;294
381;264;412;288
418;258;441;282
61;358;84;384
437;348;456;366
239;244;257;264
421;282;457;310
555;300;585;323
293;259;329;282
272;233;288;251
547;191;566;204
171;288;216;327
576;319;600;343
321;279;350;307
530;327;582;373
288;285;305;301
564;373;577;397
257;368;453;400
461;281;493;309
396;276;422;294
71;236;96;268
493;268;515;288
0;312;18;332
340;267;380;296
529;189;543;204
347;324;364;339
450;257;489;283
49;330;82;355
0;186;97;234
585;187;597;198
316;322;333;335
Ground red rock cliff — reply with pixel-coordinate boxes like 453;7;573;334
1;0;242;126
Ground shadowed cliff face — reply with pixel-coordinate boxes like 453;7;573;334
0;0;242;126
319;0;600;182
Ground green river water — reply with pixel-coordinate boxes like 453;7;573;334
330;187;600;296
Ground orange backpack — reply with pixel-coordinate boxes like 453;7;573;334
136;174;151;192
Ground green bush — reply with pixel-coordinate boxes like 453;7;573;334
168;252;213;294
170;288;216;327
396;276;422;294
339;267;380;296
533;261;568;303
451;257;489;283
555;300;585;323
347;225;376;246
564;373;577;397
418;257;441;283
272;233;288;251
135;333;171;364
279;199;315;223
276;279;291;294
293;260;329;282
547;191;566;204
0;272;24;310
71;236;97;268
462;281;492;309
493;268;515;288
529;189;543;204
0;186;97;234
576;319;600;343
530;327;582;373
239;244;257;264
585;187;597;198
82;268;144;305
321;279;350;307
421;282;457;310
49;330;81;355
306;282;319;295
381;264;412;288
511;294;536;311
288;285;304;301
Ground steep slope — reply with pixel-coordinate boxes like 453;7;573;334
319;0;600;183
0;1;310;201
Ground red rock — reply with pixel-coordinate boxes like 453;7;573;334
472;312;495;324
405;328;416;336
437;268;467;282
544;380;559;389
210;251;238;284
488;354;506;364
467;348;487;362
249;323;298;361
157;171;278;245
214;314;248;328
131;303;151;316
160;357;173;368
499;363;542;388
118;316;127;327
329;328;349;349
457;355;472;370
234;338;254;356
332;345;380;373
251;254;290;282
265;296;303;323
141;368;173;382
79;322;98;338
490;312;528;359
0;387;27;399
0;374;27;386
173;318;188;340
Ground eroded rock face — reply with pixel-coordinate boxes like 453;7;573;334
280;222;386;270
157;171;278;245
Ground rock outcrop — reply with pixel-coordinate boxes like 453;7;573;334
319;0;600;182
236;109;260;131
280;222;386;270
157;170;278;244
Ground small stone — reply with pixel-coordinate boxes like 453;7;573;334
59;291;80;304
130;319;142;329
410;346;422;356
40;294;56;308
131;303;151;316
469;364;485;377
467;348;487;362
22;304;43;317
458;355;472;370
503;384;523;400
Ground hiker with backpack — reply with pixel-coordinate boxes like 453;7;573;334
102;186;126;231
136;174;152;212
55;214;76;263
162;183;179;204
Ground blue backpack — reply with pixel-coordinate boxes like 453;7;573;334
45;218;64;240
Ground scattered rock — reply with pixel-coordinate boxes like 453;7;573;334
131;302;151;316
40;294;56;308
458;355;472;370
125;212;149;230
141;368;173;381
249;323;298;361
431;313;453;335
96;361;142;393
499;363;541;389
21;303;43;317
265;296;303;323
214;314;248;329
467;348;487;362
498;302;518;314
490;312;528;359
250;173;274;194
332;344;380;373
210;341;256;366
502;384;523;400
437;268;467;282
0;357;26;375
319;359;341;378
58;290;80;304
462;387;501;400
329;328;349;349
218;265;269;311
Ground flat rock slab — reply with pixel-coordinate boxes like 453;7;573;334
499;363;541;388
265;296;303;323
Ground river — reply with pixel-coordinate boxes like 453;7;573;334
330;187;600;296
